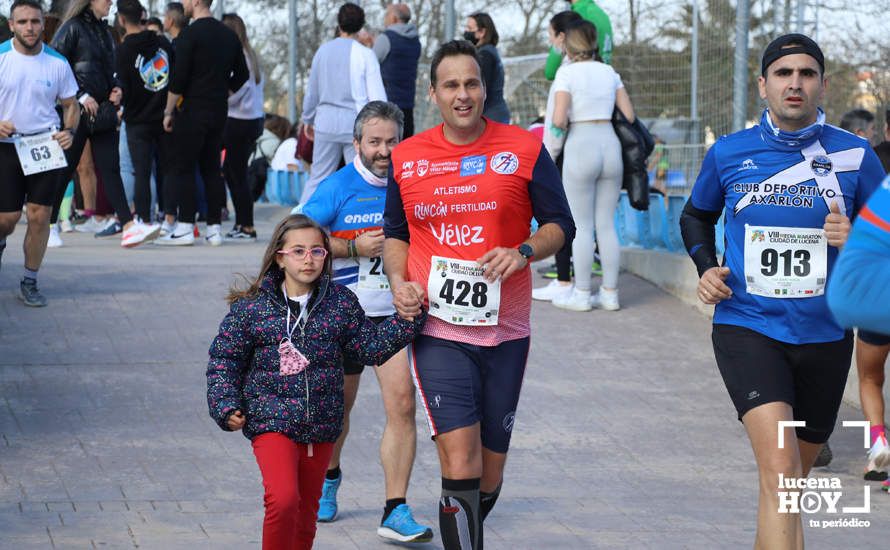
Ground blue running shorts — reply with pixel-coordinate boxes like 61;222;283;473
408;334;530;453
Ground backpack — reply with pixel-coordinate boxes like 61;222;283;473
248;140;271;201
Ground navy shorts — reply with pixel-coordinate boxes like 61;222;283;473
712;324;853;444
408;334;530;454
858;329;890;347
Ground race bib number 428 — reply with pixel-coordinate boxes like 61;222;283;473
14;131;67;176
427;256;500;325
743;224;827;298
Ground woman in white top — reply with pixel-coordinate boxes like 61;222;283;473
222;13;265;241
549;21;635;312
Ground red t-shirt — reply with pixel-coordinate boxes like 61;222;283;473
385;119;574;346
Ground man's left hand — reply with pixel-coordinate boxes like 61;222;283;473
478;247;527;283
824;200;851;248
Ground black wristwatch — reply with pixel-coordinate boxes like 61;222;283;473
517;243;534;262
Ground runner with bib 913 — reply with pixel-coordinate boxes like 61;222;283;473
680;34;885;549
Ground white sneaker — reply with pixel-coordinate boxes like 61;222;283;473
205;224;222;246
121;222;161;248
47;225;63;248
867;433;890;471
552;288;592;311
590;287;620;311
60;218;73;233
160;220;176;237
74;216;108;233
154;224;195;246
532;280;573;302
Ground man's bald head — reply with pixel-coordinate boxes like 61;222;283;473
386;3;411;25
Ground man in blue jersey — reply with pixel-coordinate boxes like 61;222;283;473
829;174;890;491
680;34;885;548
298;101;433;543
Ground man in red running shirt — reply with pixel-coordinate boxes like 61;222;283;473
383;40;574;550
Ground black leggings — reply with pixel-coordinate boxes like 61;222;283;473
167;105;226;225
223;117;263;228
51;124;132;225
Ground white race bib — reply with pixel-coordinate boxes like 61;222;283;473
357;256;390;291
743;224;827;298
427;256;501;325
14;131;67;175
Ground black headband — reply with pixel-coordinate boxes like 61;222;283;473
761;33;824;77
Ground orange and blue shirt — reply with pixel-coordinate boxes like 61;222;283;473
384;119;574;346
301;162;394;316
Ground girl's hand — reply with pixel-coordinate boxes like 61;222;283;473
227;410;246;431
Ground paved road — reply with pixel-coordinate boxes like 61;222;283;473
1;204;887;549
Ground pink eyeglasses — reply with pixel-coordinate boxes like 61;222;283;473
277;247;328;260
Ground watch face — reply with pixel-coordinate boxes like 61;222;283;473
519;244;533;258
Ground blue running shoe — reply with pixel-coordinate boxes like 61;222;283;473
377;503;434;543
317;475;340;522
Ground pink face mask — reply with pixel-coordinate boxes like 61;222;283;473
279;339;310;375
280;286;311;375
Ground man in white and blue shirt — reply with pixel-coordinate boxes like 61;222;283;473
0;0;79;307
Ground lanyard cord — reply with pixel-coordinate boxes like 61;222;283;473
282;285;309;340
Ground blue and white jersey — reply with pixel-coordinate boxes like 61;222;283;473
690;109;885;344
0;40;78;136
301;162;394;316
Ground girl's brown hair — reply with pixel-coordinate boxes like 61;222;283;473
227;214;333;304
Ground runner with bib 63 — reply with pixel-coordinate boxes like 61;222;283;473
680;34;884;549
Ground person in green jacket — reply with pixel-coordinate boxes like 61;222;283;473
544;0;613;79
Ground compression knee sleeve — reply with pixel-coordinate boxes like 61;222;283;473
440;477;481;550
480;480;502;521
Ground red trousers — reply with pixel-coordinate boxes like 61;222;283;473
251;433;334;550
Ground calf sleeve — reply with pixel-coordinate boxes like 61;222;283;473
480;480;502;521
440;477;481;550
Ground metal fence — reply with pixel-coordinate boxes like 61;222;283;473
414;0;887;198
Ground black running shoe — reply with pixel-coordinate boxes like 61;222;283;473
19;278;47;307
95;221;123;238
225;226;257;241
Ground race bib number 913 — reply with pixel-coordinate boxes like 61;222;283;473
743;224;827;298
14;131;67;176
427;256;500;325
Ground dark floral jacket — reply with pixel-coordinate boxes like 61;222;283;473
207;270;425;443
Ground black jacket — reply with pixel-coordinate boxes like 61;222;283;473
116;31;174;124
612;109;655;211
51;10;118;102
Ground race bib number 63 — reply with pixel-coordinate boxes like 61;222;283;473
743;224;827;298
14;131;67;176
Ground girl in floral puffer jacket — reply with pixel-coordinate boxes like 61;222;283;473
207;214;425;550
